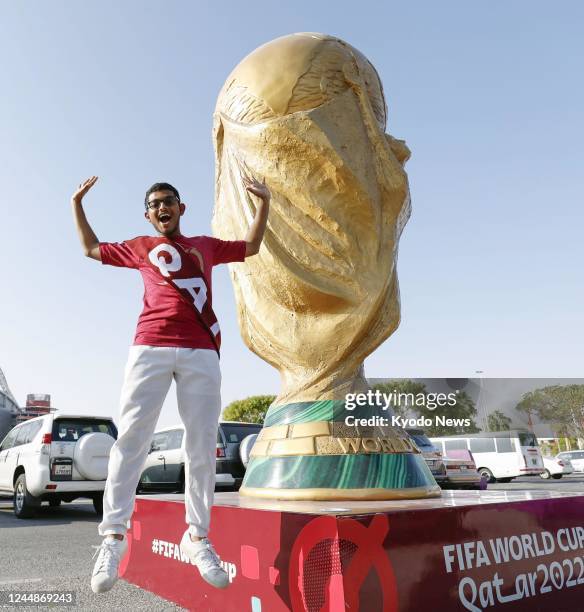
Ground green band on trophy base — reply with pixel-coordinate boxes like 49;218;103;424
245;453;435;489
240;401;442;500
265;400;367;426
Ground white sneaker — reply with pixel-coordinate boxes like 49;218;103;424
179;531;229;589
91;536;128;593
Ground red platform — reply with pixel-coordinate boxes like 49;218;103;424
121;490;584;611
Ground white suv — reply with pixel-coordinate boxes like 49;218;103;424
0;414;117;518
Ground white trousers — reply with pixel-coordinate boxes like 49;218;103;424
98;346;221;538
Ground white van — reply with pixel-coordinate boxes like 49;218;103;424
430;430;544;483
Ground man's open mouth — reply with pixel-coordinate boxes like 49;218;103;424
158;213;172;223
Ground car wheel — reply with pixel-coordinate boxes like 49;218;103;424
478;468;494;483
551;474;562;480
93;494;104;515
48;499;62;507
540;469;551;480
13;474;40;519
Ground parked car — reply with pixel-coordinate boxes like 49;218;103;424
405;428;446;483
556;451;584;473
138;421;263;493
0;414;117;518
540;455;574;480
430;430;544;483
440;449;485;490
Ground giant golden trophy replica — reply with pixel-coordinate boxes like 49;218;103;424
213;33;440;500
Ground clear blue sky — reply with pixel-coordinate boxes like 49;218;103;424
1;1;583;429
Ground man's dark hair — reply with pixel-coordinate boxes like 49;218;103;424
144;182;180;209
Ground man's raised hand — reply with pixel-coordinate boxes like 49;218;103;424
243;175;270;202
71;176;99;204
70;176;101;260
240;162;270;257
240;161;270;202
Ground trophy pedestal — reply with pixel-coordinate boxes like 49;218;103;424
120;490;584;611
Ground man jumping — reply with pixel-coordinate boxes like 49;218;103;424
70;173;269;593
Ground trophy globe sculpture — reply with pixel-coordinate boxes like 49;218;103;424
212;33;440;500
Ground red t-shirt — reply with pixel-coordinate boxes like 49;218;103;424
100;235;246;349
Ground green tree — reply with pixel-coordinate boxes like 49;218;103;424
515;385;584;440
487;410;512;432
414;390;481;436
373;380;480;435
222;395;275;424
373;380;426;419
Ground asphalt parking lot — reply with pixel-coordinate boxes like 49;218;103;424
1;476;583;611
0;495;186;611
488;473;584;492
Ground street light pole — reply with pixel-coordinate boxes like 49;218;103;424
474;370;488;431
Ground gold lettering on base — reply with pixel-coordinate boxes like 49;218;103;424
379;438;397;452
335;437;409;454
337;438;361;453
361;438;381;452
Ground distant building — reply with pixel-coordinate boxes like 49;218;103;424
0;359;58;441
0;389;19;441
0;366;20;440
15;393;55;424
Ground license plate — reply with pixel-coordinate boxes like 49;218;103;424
53;464;72;476
460;466;467;471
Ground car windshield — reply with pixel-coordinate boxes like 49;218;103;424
220;423;262;443
518;432;538;448
52;419;117;441
445;449;475;464
408;433;433;449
